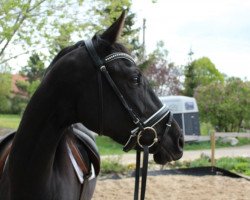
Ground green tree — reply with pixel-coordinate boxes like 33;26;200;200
0;0;142;71
0;0;88;66
46;0;140;61
20;53;45;82
18;53;45;97
48;25;72;60
224;77;250;131
195;78;250;132
0;0;139;67
8;53;45;114
183;62;196;97
89;0;141;56
183;57;224;96
0;73;12;113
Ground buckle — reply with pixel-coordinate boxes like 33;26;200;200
133;117;140;124
100;65;106;71
137;127;158;148
166;123;171;127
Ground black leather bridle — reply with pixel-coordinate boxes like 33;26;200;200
84;39;172;200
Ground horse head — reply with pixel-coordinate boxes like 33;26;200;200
44;11;183;165
79;11;183;164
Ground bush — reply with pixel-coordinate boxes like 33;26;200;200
10;96;28;114
216;157;250;175
189;157;210;168
0;96;11;113
101;157;129;175
235;163;250;175
200;121;215;135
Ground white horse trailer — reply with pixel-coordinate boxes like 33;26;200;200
160;96;200;136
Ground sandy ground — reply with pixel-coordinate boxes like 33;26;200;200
92;175;250;200
95;145;250;200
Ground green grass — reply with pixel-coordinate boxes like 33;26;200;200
0;114;20;129
216;157;250;176
96;136;125;155
170;156;250;176
101;157;129;174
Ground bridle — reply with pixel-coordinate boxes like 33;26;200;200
84;39;172;200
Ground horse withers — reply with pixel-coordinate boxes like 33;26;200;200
0;11;183;200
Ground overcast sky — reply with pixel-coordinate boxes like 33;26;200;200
132;0;250;80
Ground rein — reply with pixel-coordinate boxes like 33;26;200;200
84;39;172;200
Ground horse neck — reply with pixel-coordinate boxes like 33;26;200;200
8;81;76;180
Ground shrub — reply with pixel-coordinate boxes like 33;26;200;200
101;157;129;175
0;96;11;113
200;121;215;135
216;157;250;175
10;96;28;114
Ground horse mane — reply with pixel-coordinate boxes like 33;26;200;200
44;41;85;77
51;41;85;66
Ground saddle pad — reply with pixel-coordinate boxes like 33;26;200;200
68;124;100;176
0;131;15;177
67;143;96;184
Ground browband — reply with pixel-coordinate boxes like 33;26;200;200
105;53;135;64
85;40;136;68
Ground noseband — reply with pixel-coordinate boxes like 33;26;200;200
84;39;172;200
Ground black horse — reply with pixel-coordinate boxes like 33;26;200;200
0;11;184;200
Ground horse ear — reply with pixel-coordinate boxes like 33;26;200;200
101;11;126;44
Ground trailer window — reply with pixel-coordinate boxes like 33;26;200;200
185;102;194;110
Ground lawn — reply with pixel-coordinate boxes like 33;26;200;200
96;136;126;155
0;114;20;129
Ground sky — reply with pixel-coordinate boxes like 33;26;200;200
8;0;250;80
131;0;250;80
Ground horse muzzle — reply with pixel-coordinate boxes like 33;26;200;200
153;123;184;164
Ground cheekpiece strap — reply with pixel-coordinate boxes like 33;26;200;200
85;40;104;68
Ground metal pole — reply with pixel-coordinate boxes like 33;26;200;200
142;18;146;60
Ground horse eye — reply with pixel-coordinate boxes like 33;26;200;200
132;75;141;85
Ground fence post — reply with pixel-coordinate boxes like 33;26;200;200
210;132;216;171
